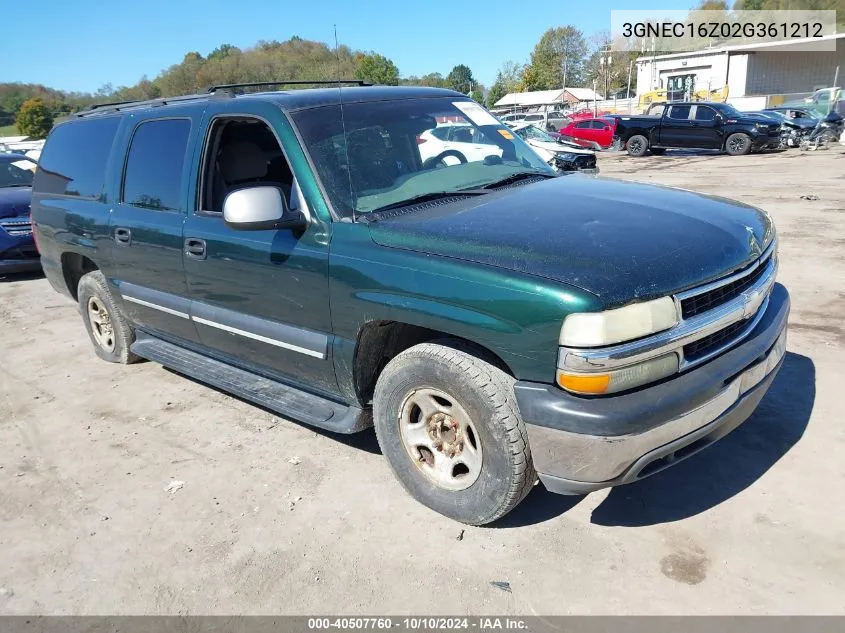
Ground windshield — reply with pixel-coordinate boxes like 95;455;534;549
291;97;554;217
0;157;36;188
515;125;556;143
719;104;742;118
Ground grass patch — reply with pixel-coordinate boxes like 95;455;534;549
0;124;20;136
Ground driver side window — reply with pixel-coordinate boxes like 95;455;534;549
199;117;294;214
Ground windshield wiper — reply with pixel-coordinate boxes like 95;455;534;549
365;191;488;216
478;171;557;190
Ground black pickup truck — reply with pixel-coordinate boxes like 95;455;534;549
615;102;781;157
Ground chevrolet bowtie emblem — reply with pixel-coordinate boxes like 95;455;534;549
745;226;761;256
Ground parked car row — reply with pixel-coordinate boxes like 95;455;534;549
0;153;39;274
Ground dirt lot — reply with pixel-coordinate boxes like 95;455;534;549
1;147;844;615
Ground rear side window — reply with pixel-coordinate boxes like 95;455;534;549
575;121;591;129
694;106;716;121
34;117;120;199
667;105;691;120
122;119;191;211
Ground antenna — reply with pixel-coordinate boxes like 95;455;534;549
335;24;357;222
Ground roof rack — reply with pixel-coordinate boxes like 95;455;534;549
206;79;371;93
74;92;224;118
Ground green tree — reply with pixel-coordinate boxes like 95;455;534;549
354;53;400;85
446;64;475;94
522;26;588;91
208;44;239;61
15;98;54;138
487;61;524;107
695;0;730;9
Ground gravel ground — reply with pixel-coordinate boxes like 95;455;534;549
1;146;843;615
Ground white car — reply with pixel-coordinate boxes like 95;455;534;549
511;122;598;173
417;123;503;166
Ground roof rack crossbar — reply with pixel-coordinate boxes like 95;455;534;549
74;92;220;118
206;79;370;93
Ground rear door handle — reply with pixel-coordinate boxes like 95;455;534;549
114;227;132;245
184;238;207;260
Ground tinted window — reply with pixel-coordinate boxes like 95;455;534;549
667;105;691;120
575;121;591;129
694;106;716;121
525;114;544;121
122;119;191;211
34;117;120;199
588;121;605;129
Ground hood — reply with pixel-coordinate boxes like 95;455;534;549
736;113;778;126
368;176;773;307
526;138;592;156
0;187;32;219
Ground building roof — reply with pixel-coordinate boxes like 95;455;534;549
636;31;845;63
494;87;604;107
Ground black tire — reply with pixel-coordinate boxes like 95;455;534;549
650;147;666;155
373;341;536;525
77;270;140;364
725;132;752;156
626;134;649;157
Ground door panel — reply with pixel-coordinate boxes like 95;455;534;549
109;114;202;344
690;106;723;148
182;103;339;398
658;105;693;146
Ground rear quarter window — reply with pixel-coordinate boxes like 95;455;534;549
33;117;120;199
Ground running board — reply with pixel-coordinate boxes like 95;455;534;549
131;334;370;434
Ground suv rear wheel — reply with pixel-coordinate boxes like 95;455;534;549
373;341;536;525
77;270;140;364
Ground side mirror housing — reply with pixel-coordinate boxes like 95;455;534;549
222;186;306;231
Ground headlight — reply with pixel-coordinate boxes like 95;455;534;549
559;296;678;347
555;152;580;162
557;353;679;395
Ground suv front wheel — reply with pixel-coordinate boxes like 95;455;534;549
373;341;536;525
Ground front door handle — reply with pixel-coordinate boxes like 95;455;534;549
184;238;207;260
114;227;132;245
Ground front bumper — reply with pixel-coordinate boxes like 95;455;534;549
0;257;41;274
515;283;790;495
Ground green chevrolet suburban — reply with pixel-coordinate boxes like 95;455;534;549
31;83;789;525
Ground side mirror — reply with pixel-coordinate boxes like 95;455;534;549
222;186;306;231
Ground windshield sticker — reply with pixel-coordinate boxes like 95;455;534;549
497;129;514;140
12;160;36;171
452;101;500;127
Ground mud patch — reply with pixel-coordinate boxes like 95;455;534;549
660;546;710;585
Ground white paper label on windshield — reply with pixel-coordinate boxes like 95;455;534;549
11;160;35;171
452;101;500;127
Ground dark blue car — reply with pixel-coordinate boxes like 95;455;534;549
0;153;40;274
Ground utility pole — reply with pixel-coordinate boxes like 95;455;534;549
599;44;612;101
560;44;568;109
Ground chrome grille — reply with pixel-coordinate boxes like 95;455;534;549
681;255;770;319
683;319;751;361
0;217;32;237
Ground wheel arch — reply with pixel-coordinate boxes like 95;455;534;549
352;320;514;406
61;252;100;301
